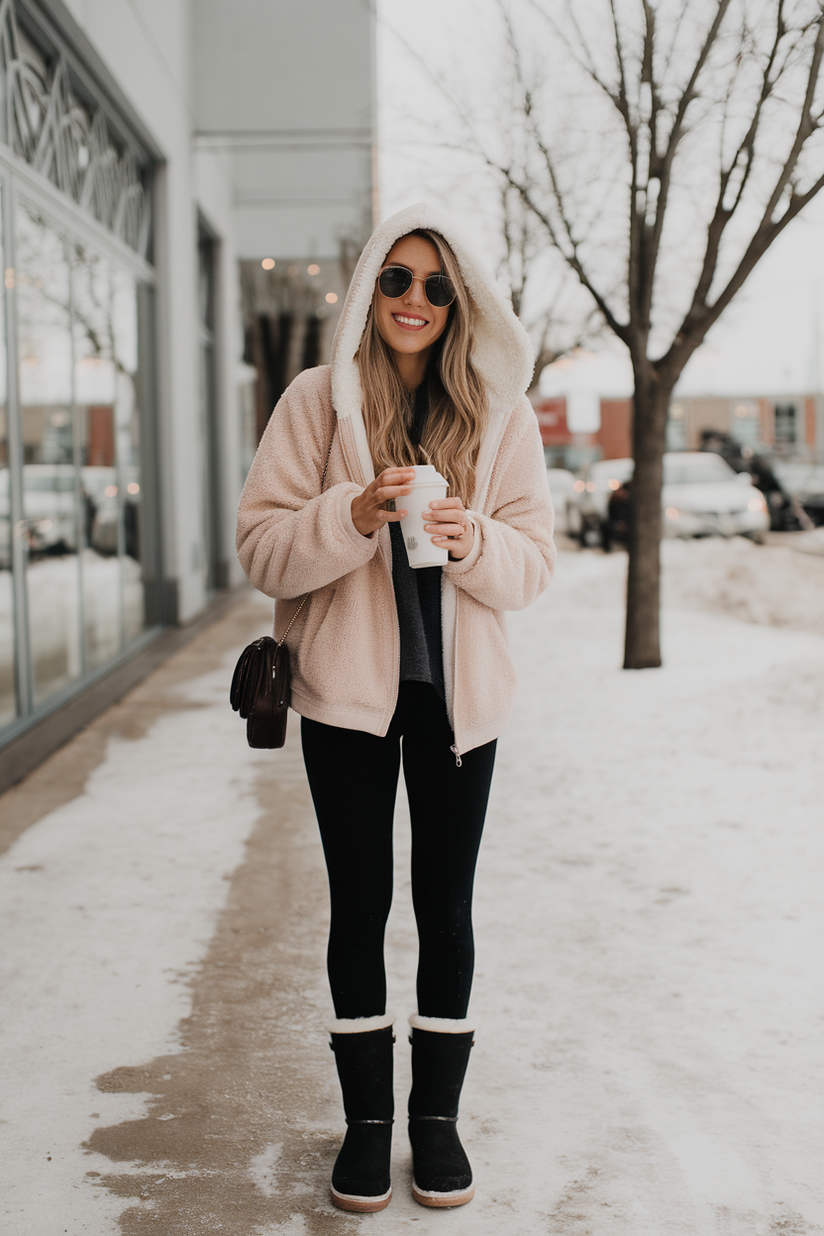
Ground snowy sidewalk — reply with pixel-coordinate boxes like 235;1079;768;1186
1;545;823;1235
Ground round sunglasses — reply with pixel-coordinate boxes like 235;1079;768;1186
377;265;457;308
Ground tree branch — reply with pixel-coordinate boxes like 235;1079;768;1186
523;0;631;129
491;10;631;342
664;7;824;372
678;1;787;325
649;0;735;262
495;162;630;343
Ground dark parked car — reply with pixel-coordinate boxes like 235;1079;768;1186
699;432;810;531
772;462;824;528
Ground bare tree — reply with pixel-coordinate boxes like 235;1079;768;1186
471;0;824;667
375;12;595;384
497;181;602;384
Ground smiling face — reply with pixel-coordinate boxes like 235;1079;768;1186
374;234;451;379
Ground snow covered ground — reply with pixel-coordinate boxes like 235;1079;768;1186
662;532;824;636
0;539;822;1234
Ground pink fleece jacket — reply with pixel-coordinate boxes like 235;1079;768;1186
236;203;555;755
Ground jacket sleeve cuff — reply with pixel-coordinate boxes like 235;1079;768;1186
335;483;380;554
443;513;482;575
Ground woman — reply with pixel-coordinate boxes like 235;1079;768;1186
236;203;554;1212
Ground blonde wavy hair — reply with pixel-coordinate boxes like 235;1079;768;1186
355;229;488;505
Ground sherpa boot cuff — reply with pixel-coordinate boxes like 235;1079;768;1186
409;1014;474;1034
329;1012;395;1034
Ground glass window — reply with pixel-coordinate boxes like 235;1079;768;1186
666;402;688;451
0;187;13;725
774;403;797;447
731;401;760;445
111;266;146;643
0;0;158;742
72;242;122;670
16;200;82;706
0;196;154;734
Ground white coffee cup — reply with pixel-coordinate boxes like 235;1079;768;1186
400;464;449;568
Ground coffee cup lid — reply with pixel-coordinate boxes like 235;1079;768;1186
409;464;447;486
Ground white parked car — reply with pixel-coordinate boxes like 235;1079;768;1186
0;464;82;566
23;464;80;555
82;466;119;554
566;452;769;545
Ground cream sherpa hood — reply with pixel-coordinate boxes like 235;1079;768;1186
330;203;535;484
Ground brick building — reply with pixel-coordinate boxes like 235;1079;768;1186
533;350;824;467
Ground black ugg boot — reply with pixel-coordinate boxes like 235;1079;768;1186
408;1014;475;1207
328;1016;394;1212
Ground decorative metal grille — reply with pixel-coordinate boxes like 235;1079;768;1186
0;0;150;255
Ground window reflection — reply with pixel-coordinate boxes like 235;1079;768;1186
110;266;145;642
0;185;13;726
0;190;152;736
0;398;14;726
72;243;124;669
17;202;82;705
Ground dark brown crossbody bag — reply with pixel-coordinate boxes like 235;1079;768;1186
230;435;334;749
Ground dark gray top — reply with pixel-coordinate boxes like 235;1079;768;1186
389;383;445;701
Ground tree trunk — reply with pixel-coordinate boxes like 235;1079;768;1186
623;369;673;669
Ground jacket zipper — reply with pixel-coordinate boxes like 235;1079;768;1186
448;585;462;766
379;526;402;723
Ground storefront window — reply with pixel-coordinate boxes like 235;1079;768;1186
112;267;145;642
0;0;157;742
11;201;151;709
17;201;82;705
0;188;13;726
0;402;12;726
73;247;146;666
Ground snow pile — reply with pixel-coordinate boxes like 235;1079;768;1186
661;536;824;637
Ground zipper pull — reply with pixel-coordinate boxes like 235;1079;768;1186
450;744;463;768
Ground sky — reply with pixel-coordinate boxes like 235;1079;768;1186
376;0;824;395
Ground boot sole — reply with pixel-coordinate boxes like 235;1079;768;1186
331;1185;392;1212
412;1181;474;1208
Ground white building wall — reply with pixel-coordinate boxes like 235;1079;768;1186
193;0;376;259
34;0;375;627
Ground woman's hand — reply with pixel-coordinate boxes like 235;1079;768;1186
351;467;416;537
425;497;475;560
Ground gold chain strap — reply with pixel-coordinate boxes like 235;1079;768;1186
276;433;335;648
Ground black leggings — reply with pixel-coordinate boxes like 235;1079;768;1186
301;683;496;1020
